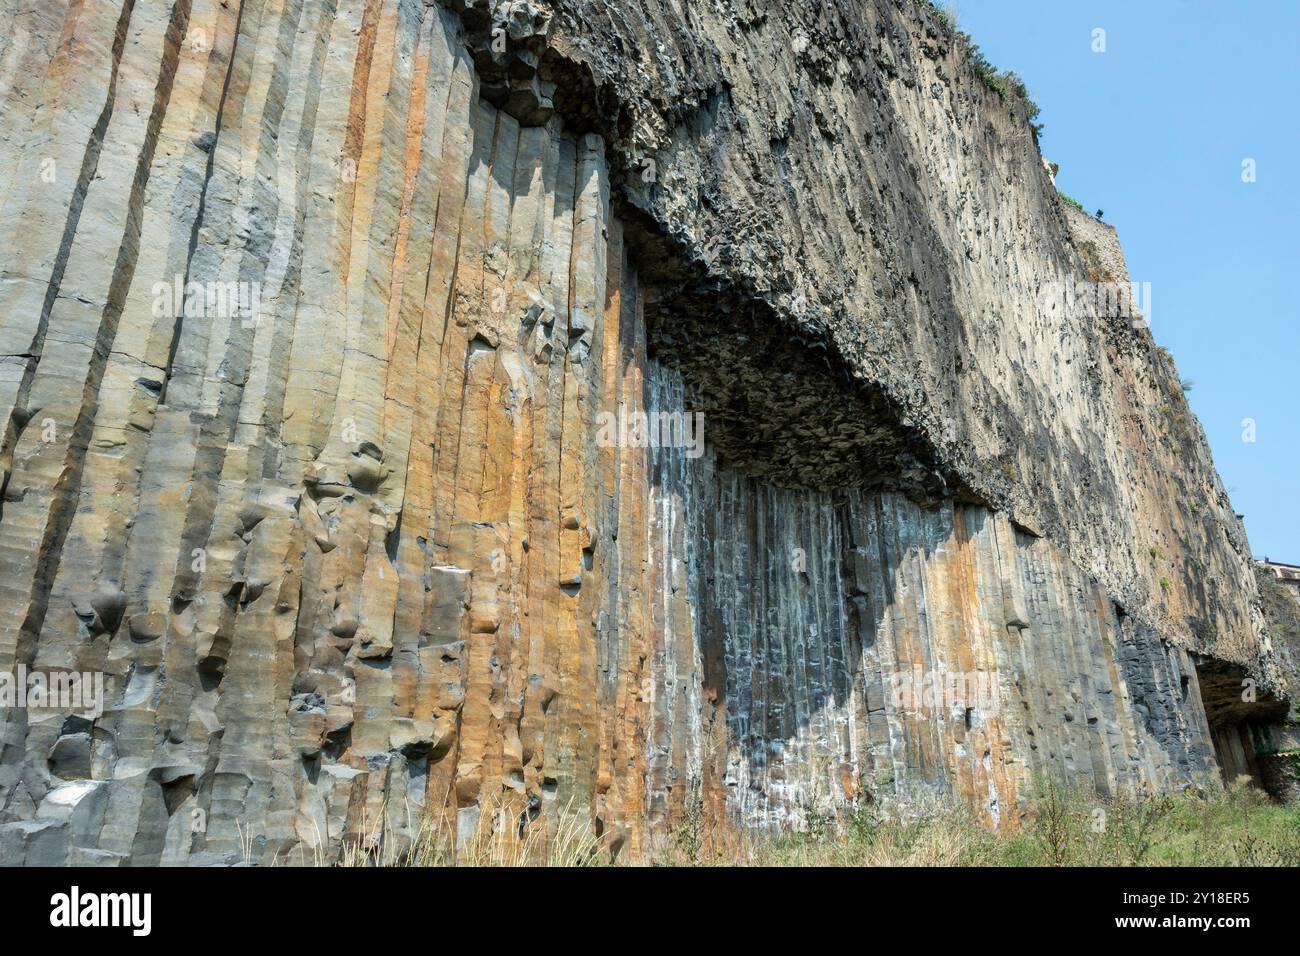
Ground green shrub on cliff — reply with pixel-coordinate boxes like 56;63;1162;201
1058;191;1085;212
916;2;1044;133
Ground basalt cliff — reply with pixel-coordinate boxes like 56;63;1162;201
0;0;1296;866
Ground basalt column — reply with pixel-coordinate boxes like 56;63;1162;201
0;0;1276;867
0;0;684;865
644;420;1222;832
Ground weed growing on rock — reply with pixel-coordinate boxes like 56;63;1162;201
1057;191;1085;212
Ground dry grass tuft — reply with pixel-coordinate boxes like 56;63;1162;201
334;793;600;868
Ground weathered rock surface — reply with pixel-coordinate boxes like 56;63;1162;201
0;0;1292;864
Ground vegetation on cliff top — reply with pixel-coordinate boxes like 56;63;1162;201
917;0;1045;136
1058;191;1086;212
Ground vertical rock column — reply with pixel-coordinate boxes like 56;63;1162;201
0;0;685;864
642;456;1224;831
0;0;1230;865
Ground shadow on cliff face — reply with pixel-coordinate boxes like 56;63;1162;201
640;357;1232;828
640;262;967;503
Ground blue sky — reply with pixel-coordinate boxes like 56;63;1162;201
941;0;1299;561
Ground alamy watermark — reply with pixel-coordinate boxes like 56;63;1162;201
152;274;263;328
888;667;1000;718
0;666;103;718
595;407;705;459
1038;279;1152;327
50;886;150;936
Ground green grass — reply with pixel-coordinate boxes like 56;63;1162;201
1057;191;1085;212
653;779;1300;867
318;778;1299;866
1145;787;1300;866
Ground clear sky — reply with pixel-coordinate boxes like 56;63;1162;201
940;0;1299;562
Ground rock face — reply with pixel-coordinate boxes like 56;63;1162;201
0;0;1293;864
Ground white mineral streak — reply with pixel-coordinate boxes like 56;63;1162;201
643;361;1216;831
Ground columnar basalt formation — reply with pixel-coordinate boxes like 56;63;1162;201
0;0;1294;865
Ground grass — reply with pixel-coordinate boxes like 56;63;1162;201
248;779;1298;868
1075;239;1111;282
650;778;1300;867
330;793;601;868
916;1;1044;135
1157;404;1186;427
1057;191;1085;212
